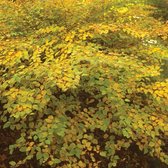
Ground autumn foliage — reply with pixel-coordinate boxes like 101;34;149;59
0;0;168;167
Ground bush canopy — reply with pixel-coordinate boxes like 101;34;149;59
0;0;168;167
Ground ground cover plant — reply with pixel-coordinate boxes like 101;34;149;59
0;0;168;167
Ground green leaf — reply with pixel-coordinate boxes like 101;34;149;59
144;148;148;154
3;122;11;128
149;142;155;147
33;135;38;141
13;75;21;82
74;148;82;158
19;147;27;152
54;158;61;164
125;99;130;103
43;152;49;161
101;118;110;131
100;151;107;157
36;152;43;160
29;122;34;128
57;130;65;137
45;139;51;145
122;129;130;138
9;145;15;155
9;161;16;167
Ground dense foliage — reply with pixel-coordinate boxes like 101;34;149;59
148;0;168;20
0;0;168;167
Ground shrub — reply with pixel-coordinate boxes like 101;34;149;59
0;0;168;167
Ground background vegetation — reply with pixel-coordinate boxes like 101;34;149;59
0;0;168;167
